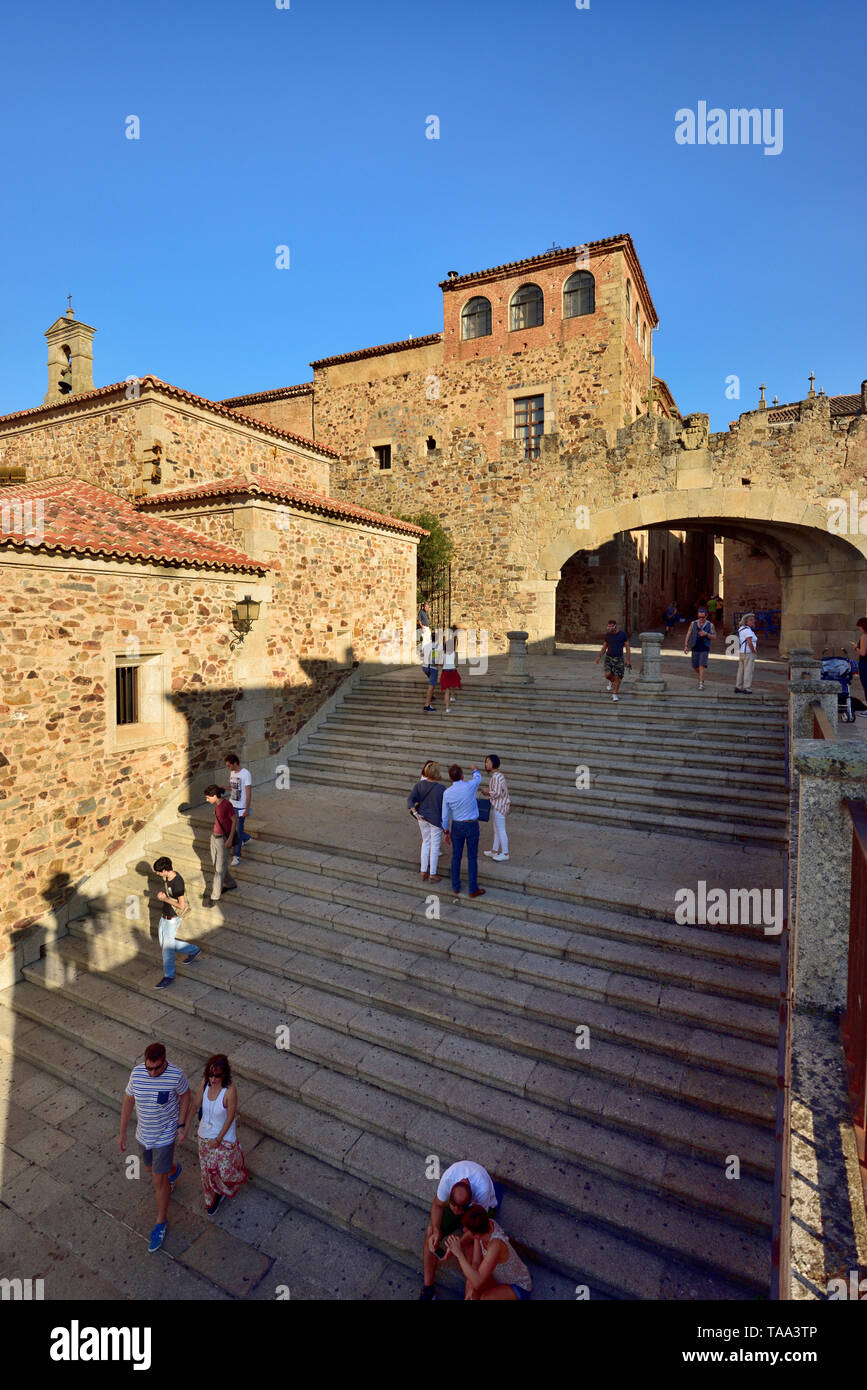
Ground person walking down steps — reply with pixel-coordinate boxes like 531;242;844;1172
202;785;238;907
152;855;201;990
483;754;511;863
684;605;716;692
441;625;462;714
594;620;631;702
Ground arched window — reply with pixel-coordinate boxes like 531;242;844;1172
635;306;640;337
460;296;492;340
625;279;632;317
510;283;544;331
642;324;648;356
563;270;595;318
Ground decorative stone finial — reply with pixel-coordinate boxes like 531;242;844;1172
808;371;816;397
66;294;74;318
758;382;767;409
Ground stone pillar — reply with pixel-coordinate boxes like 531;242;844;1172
789;678;838;735
793;740;867;1008
504;631;533;684
638;632;666;693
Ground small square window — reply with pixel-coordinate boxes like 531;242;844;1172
374;445;392;470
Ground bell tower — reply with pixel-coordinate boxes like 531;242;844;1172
44;298;96;403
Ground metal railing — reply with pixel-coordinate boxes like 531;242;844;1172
841;799;867;1176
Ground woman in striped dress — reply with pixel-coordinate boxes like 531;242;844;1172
484;754;511;862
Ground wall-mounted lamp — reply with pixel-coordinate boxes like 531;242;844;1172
230;594;261;649
145;440;163;484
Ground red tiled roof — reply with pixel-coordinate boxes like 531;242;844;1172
134;477;428;537
0;376;340;459
0;478;265;572
436;234;659;325
768;391;864;424
311;334;442;370
220;383;314;407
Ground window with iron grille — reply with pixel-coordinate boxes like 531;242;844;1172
115;665;140;725
374;444;392;470
509;283;544;331
514;395;544;458
563;271;595;318
460;296;492;340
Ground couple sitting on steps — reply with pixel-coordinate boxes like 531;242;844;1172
419;1159;532;1301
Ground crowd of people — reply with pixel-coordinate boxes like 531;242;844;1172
407;754;510;894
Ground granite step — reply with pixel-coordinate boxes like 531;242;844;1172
3;976;772;1295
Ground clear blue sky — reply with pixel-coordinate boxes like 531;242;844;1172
1;0;864;431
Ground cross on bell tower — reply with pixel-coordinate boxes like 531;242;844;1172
43;301;96;404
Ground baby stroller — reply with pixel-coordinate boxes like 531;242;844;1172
821;651;862;723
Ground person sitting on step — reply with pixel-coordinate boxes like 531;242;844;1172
419;1158;499;1300
445;1204;533;1301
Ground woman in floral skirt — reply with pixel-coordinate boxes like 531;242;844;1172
194;1054;247;1214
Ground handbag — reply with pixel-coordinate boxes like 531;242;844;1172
476;798;492;822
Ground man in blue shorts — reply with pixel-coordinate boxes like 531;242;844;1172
594;620;632;702
117;1041;191;1253
684;605;716;691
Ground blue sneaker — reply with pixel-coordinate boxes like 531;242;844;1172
183;948;201;963
169;1163;182;1192
148;1222;167;1253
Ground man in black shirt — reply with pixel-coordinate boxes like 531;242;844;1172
152;856;201;990
595;621;632;703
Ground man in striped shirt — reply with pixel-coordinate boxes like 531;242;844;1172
118;1041;191;1253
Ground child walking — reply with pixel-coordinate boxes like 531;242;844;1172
483;754;511;863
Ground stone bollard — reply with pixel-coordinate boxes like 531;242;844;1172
788;648;822;682
638;632;666;693
504;631;534;684
792;740;867;1009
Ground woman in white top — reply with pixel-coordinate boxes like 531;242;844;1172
445;1204;533;1300
440;625;462;713
194;1054;247;1214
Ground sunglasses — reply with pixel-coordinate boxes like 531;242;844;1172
145;1061;166;1073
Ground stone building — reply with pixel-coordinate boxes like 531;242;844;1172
0;312;422;970
224;239;867;653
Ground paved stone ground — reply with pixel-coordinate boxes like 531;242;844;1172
790;1013;867;1300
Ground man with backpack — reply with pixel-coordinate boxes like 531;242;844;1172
684;605;716;691
735;612;758;694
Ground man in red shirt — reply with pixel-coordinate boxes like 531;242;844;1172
203;784;238;906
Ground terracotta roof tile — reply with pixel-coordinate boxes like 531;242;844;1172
0;376;339;458
220;383;314;407
767;391;864;424
311;334;442;370
134;477;428;537
0;477;265;573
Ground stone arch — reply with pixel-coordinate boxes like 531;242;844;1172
542;487;867;655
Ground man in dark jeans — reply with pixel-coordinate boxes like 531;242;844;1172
441;763;485;899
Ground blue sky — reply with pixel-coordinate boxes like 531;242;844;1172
0;0;863;430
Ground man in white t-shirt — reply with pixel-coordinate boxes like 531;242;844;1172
224;753;252;867
419;1158;498;1299
735;613;757;694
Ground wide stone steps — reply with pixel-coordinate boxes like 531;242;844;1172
4;965;771;1297
301;728;789;796
152;829;780;1006
284;764;787;844
65;906;776;1128
294;741;789;815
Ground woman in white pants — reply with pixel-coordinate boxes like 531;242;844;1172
407;761;446;882
484;754;511;862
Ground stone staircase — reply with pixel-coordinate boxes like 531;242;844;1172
0;671;786;1299
287;676;789;845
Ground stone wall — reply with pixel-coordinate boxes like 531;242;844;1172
722;538;782;631
227;390;315;441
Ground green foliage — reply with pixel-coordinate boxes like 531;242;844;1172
399;511;455;577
